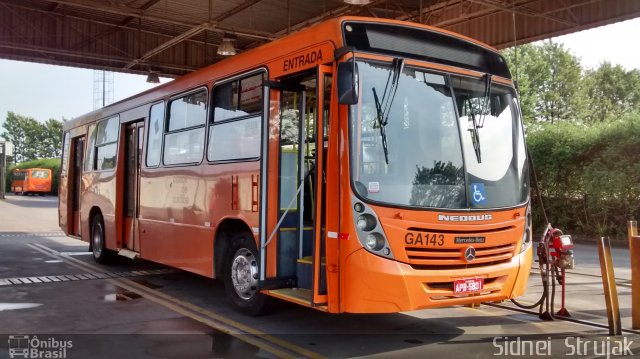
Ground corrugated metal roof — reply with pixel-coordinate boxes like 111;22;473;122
1;0;639;77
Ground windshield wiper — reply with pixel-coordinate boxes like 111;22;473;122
372;88;389;165
468;111;482;163
372;58;405;164
468;73;492;163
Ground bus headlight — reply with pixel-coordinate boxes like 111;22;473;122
357;214;377;231
365;233;385;251
351;195;394;259
520;205;532;253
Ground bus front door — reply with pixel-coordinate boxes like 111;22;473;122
122;121;144;254
262;68;330;307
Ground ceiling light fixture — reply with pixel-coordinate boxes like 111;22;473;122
344;0;371;5
217;36;237;56
146;71;160;84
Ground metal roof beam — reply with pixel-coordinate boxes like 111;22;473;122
41;0;274;40
466;0;577;27
122;0;267;70
0;41;197;73
0;1;215;48
428;0;534;28
397;0;463;22
212;0;264;22
270;0;391;38
124;24;206;69
119;0;162;26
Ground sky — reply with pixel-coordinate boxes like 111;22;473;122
0;62;172;129
1;17;640;129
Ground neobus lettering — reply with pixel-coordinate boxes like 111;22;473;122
438;214;493;222
283;49;323;72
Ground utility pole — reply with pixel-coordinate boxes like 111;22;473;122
0;140;8;199
93;70;114;110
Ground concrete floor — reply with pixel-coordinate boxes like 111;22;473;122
0;194;638;358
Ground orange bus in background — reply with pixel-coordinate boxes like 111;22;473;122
58;17;532;315
12;168;52;195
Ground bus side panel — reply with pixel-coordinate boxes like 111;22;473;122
81;172;117;246
139;219;214;277
138;163;259;278
11;179;25;193
138;167;215;277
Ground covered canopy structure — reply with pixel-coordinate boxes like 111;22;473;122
1;0;639;78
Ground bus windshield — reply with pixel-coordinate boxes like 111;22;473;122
349;60;528;209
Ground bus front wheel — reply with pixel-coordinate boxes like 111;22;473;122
91;214;113;264
223;233;272;316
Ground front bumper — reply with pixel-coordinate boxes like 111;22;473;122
342;245;532;313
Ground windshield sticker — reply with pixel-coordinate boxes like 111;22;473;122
368;182;380;193
471;183;486;205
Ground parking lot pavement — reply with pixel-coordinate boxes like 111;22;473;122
1;195;639;358
0;194;60;232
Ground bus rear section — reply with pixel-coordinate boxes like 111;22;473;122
11;168;52;195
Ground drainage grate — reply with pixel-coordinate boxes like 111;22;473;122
0;268;177;286
0;232;68;238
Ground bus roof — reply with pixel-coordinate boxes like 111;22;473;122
63;16;501;131
13;168;51;172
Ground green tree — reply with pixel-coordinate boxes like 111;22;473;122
580;62;640;123
502;44;546;123
503;41;583;124
1;112;64;162
42;118;64;158
2;112;28;162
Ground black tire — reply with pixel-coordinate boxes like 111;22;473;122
91;214;113;264
223;233;273;316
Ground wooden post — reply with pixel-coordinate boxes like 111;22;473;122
629;221;640;330
598;236;622;335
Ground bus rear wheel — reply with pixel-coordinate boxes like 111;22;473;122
223;233;272;316
91;214;113;264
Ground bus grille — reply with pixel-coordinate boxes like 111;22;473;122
405;243;516;270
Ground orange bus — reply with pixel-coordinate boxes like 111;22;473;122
59;17;532;315
12;168;53;195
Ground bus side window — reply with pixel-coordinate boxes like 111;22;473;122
208;72;264;162
147;103;164;167
94;116;119;170
163;88;207;165
84;125;96;172
61;132;70;177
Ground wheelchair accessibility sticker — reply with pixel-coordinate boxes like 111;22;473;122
471;183;486;205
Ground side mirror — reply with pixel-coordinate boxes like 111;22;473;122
337;61;359;105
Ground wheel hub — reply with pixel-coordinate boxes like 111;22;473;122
230;248;258;300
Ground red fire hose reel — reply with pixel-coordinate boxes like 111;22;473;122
540;225;576;319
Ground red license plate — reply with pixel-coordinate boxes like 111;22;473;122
453;278;484;294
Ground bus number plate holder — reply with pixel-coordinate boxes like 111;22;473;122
453;278;484;294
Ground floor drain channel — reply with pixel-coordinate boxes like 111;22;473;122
0;269;177;286
0;232;67;237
